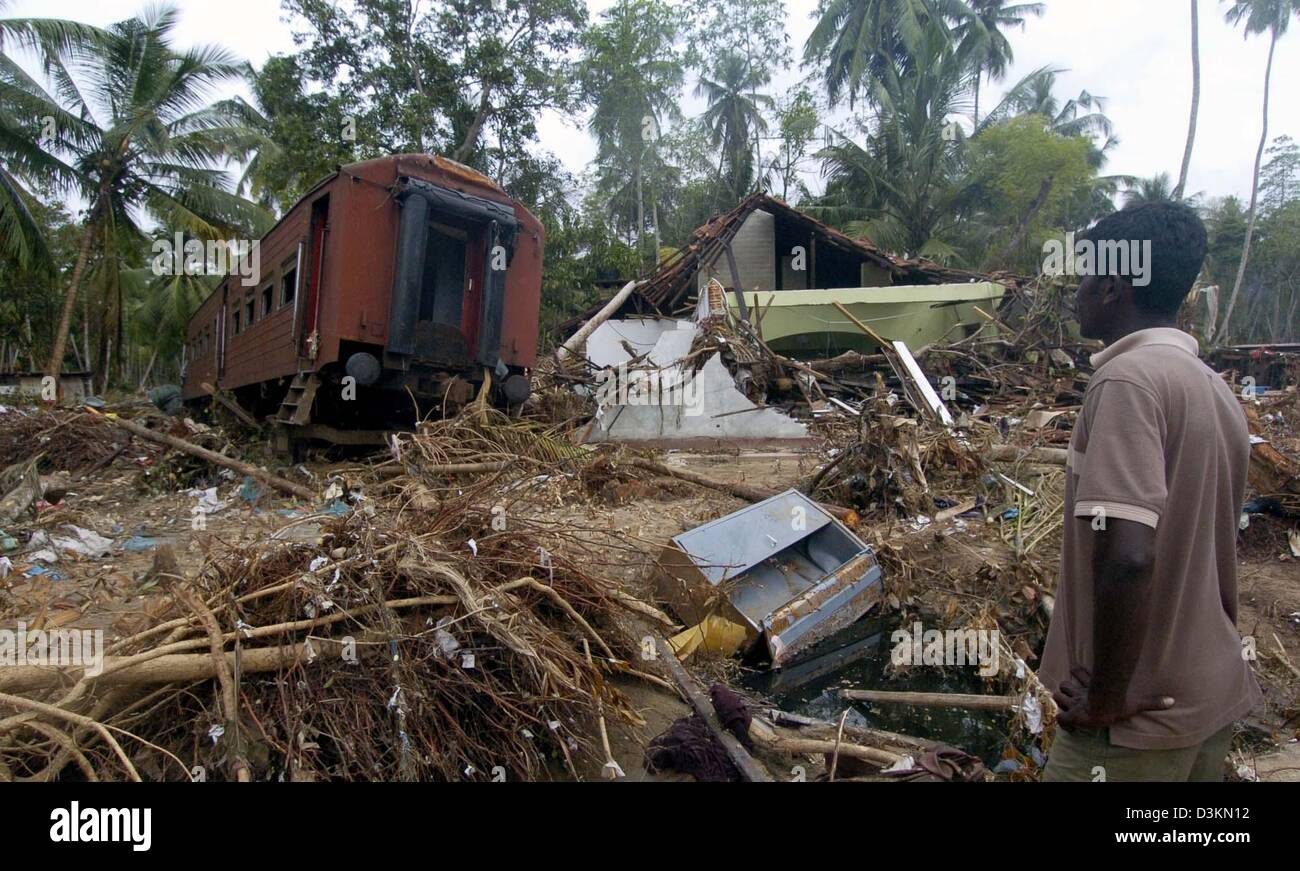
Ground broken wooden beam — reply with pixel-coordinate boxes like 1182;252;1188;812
987;444;1068;466
201;381;262;431
747;718;905;767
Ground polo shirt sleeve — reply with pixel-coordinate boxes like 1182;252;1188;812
1073;378;1167;529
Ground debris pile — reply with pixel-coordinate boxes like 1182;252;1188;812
1;258;1296;781
0;414;662;782
0;408;681;781
0;405;128;472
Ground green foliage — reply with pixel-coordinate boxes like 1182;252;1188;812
1246;198;1300;341
816;21;975;259
1122;173;1176;208
5;0;1298;370
766;87;821;204
804;0;959;108
695;52;773;200
965;115;1093;270
273;0;586;178
1203;196;1250;292
0;198;78;369
1260;135;1300;213
240;54;355;214
579;0;683;263
539;200;640;340
948;0;1044;122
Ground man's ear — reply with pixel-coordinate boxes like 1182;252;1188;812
1100;276;1131;307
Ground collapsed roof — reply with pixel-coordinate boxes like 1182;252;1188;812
561;192;1026;333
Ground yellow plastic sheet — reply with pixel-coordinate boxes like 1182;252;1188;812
667;615;749;660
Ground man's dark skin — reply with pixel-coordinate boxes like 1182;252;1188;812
1055;274;1177;730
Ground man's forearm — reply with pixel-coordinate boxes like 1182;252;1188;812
1090;521;1156;712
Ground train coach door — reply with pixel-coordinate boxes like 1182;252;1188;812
387;177;516;373
299;195;329;360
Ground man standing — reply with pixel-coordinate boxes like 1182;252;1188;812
1040;202;1262;782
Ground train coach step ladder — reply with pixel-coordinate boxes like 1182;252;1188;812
275;373;321;426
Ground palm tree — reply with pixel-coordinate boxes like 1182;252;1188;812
580;0;683;266
950;0;1044;125
1216;0;1300;343
124;243;217;388
804;0;962;108
0;5;271;388
981;66;1114;143
1173;0;1200;200
818;24;976;260
0;4;104;270
1122;173;1176;207
695;53;774;201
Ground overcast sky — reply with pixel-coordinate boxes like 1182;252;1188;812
12;0;1299;205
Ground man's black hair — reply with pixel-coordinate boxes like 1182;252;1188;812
1080;201;1208;315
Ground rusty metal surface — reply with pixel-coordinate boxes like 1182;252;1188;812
765;551;884;667
183;154;544;403
653;489;884;667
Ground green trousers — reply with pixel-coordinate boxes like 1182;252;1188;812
1042;724;1233;782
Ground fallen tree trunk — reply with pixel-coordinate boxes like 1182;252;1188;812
0;643;314;695
557;279;640;364
94;411;316;501
376;460;514;477
0;584;666;695
840;689;1020;711
0;595;458;694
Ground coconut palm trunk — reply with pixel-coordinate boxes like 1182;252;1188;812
1216;27;1277;343
44;205;98;387
635;157;645;267
1173;0;1200;200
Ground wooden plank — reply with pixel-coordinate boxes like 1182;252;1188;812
200;381;261;430
891;340;954;426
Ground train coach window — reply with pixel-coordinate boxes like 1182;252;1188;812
281;265;297;307
261;283;274;318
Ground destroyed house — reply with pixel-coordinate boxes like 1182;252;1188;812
567;193;1018;357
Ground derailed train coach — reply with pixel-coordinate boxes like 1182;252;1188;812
181;154;544;452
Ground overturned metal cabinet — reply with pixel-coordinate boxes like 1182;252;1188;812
655;489;884;667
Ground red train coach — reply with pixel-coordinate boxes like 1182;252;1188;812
181;154;544;451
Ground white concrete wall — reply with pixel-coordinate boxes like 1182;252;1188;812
697;209;777;293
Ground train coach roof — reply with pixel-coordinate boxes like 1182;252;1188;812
293;154;513;208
